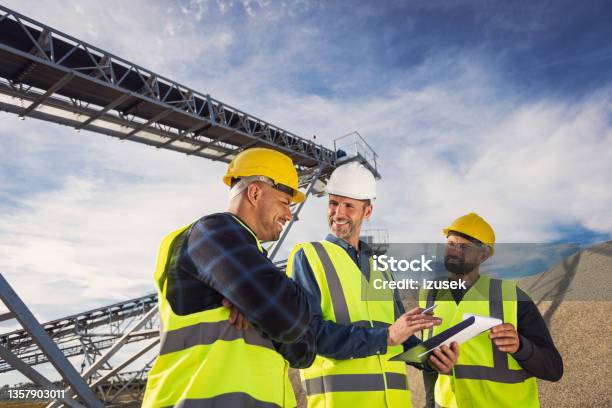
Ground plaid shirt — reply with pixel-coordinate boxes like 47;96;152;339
164;212;315;368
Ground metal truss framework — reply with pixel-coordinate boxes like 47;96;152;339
46;307;160;408
0;291;159;406
0;294;158;373
0;5;337;175
0;274;103;408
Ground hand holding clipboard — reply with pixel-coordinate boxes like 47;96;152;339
390;314;502;364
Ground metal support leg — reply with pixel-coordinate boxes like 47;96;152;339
77;335;113;402
46;305;159;408
269;167;322;261
91;339;159;404
89;338;159;389
0;273;103;408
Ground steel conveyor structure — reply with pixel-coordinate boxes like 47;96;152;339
0;5;341;174
0;294;159;407
0;4;381;407
0;294;158;374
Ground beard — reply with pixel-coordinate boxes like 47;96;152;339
444;255;478;275
329;218;356;241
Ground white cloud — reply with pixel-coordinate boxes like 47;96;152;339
2;0;234;80
373;90;612;243
225;52;612;244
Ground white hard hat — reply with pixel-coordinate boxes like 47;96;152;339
325;162;376;200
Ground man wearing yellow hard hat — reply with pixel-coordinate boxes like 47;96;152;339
420;213;563;408
142;147;316;408
287;162;459;408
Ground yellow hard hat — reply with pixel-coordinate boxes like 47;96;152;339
223;147;305;203
443;212;495;254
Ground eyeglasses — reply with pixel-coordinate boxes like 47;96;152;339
236;176;296;198
445;241;483;251
268;180;296;197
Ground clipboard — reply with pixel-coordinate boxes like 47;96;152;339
389;314;502;363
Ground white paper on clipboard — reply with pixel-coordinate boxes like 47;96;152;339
390;314;502;363
434;314;502;349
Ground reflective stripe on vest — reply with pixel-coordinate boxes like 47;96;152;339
303;372;408;394
159;320;275;355
166;392;281;408
290;241;412;408
310;242;401;324
310;242;351;324
424;278;531;384
142;219;293;408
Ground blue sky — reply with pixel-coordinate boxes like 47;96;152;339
164;0;612;99
0;0;610;361
308;1;611;98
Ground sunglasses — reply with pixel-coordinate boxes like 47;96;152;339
237;176;296;198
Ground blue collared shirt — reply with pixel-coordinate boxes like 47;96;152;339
290;233;421;360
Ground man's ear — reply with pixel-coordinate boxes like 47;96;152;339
479;246;491;263
363;203;373;220
245;183;262;207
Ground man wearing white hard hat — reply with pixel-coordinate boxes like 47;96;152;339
287;162;459;408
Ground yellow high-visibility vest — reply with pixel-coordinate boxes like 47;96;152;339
142;218;295;408
419;275;539;408
287;240;412;408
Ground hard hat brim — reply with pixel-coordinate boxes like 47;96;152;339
326;191;375;201
222;174;232;187
442;227;495;255
293;190;305;203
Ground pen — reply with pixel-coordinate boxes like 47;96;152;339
421;304;438;315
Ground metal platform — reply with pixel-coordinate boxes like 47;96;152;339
334;131;381;179
360;229;389;255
